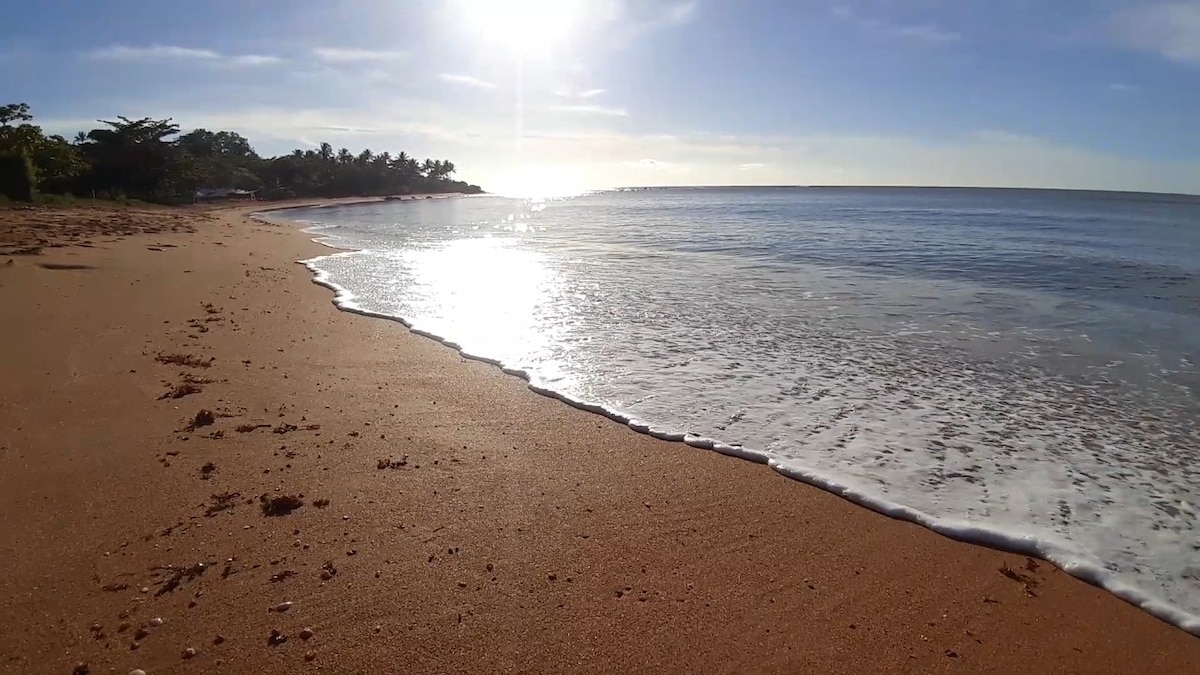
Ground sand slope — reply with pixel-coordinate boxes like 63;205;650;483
0;203;1196;674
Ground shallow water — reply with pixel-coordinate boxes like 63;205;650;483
269;187;1200;632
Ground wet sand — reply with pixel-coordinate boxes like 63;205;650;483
0;202;1196;674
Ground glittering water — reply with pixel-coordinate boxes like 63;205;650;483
273;187;1200;632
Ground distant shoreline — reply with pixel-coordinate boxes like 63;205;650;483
608;184;1200;199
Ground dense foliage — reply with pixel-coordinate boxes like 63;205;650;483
0;102;482;203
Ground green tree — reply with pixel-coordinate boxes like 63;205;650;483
0;103;86;192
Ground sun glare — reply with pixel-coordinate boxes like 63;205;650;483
453;0;589;57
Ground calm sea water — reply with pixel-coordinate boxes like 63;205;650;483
272;187;1200;632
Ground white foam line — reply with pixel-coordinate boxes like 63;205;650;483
274;207;1200;638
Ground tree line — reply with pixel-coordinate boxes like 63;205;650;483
0;102;482;203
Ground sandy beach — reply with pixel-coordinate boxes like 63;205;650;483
0;202;1197;675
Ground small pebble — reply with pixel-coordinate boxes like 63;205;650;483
183;647;197;659
129;670;147;675
305;651;317;662
273;601;293;612
213;634;226;645
72;663;89;675
374;625;382;633
140;587;150;594
148;617;164;627
320;570;333;581
268;629;287;646
299;627;314;640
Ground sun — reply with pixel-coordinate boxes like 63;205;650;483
451;0;590;57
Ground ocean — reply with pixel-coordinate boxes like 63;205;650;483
268;187;1200;633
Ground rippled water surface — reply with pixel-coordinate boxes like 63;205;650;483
273;187;1200;631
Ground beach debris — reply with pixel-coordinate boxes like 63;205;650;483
273;423;298;434
272;601;293;613
185;408;215;430
155;352;213;368
270;569;297;583
161;383;203;400
205;491;241;516
313;498;330;509
267;629;287;647
320;560;338;580
377;455;408;470
183;646;197;659
155;562;208;596
236;423;271;433
299;627;314;641
261;493;304;516
999;562;1041;596
37;262;95;270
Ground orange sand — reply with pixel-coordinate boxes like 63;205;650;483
0;202;1196;674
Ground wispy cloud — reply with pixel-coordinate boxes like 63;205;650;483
312;47;406;63
552;104;629;117
439;73;496;89
738;162;771;170
662;0;697;26
832;6;961;45
87;45;221;61
230;54;285;66
632;158;672;169
609;0;698;46
1107;3;1200;65
554;86;608;99
1109;82;1136;92
85;45;284;67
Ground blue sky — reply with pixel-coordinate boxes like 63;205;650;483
2;0;1199;194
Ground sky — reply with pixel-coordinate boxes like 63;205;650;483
2;0;1199;195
